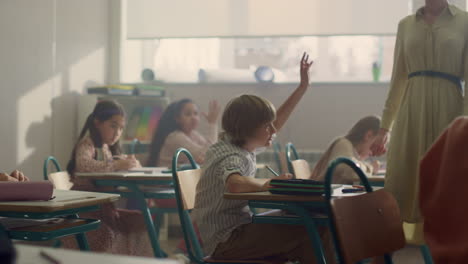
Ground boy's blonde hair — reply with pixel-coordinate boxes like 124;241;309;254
222;94;276;146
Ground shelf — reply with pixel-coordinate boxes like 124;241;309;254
122;140;151;145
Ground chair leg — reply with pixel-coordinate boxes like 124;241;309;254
139;199;167;257
153;213;163;241
68;214;90;251
420;245;434;264
75;233;90;251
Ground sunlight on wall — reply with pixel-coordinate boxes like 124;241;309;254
69;47;107;91
16;77;56;164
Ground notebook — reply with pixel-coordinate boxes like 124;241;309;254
269;179;325;196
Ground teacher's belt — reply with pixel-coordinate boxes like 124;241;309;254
408;71;463;92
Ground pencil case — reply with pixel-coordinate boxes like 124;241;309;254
0;181;54;201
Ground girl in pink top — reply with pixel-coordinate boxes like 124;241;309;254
64;99;152;256
146;99;220;167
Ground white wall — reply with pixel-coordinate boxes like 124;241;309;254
164;82;389;150
0;0;110;180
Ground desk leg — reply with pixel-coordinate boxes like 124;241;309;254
70;214;90;251
305;219;327;264
286;204;328;264
75;233;90;251
135;192;167;258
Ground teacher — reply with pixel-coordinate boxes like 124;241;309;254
371;0;468;242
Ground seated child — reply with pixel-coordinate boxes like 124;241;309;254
146;99;220;167
144;99;219;255
193;53;335;263
65;99;152;256
310;115;381;184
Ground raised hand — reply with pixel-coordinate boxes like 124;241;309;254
202;100;221;124
299;52;314;88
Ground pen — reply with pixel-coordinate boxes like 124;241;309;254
342;188;365;193
40;250;61;264
265;165;279;177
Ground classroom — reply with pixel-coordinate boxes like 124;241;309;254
1;0;467;263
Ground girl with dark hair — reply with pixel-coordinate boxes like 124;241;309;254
67;99;139;175
310;115;381;184
146;99;220;167
64;99;152;256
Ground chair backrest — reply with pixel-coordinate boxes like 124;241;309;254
177;169;202;210
324;157;405;264
272;142;284;173
43;156;73;190
172;148;205;263
285;142;299;174
43;156;62;181
290;159;311;179
49;171;73;190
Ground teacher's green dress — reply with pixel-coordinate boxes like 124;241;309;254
382;4;468;231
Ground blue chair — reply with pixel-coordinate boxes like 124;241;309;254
129;138;145;155
43;156;74;190
43;156;62;181
272;142;284;173
285;143;311;179
285;142;299;174
324;157;406;264
35;156;101;250
171;148;273;264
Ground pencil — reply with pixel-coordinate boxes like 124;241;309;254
40;250;61;264
265;165;279;177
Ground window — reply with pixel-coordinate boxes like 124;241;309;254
121;35;396;83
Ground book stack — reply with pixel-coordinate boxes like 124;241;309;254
87;85;134;96
269;179;325;196
125;106;164;141
134;84;165;96
87;84;166;97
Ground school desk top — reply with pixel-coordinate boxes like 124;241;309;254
224;185;382;202
15;244;180;264
0;190;119;213
75;170;173;181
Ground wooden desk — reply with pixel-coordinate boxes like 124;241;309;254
0;190;119;251
75;170;175;258
224;186;371;202
224;191;324;202
75;171;172;181
15;244;180;264
0;190;119;214
224;186;377;264
368;171;385;187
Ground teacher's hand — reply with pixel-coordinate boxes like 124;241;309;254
371;128;389;156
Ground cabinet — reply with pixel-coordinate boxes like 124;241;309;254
77;94;170;157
